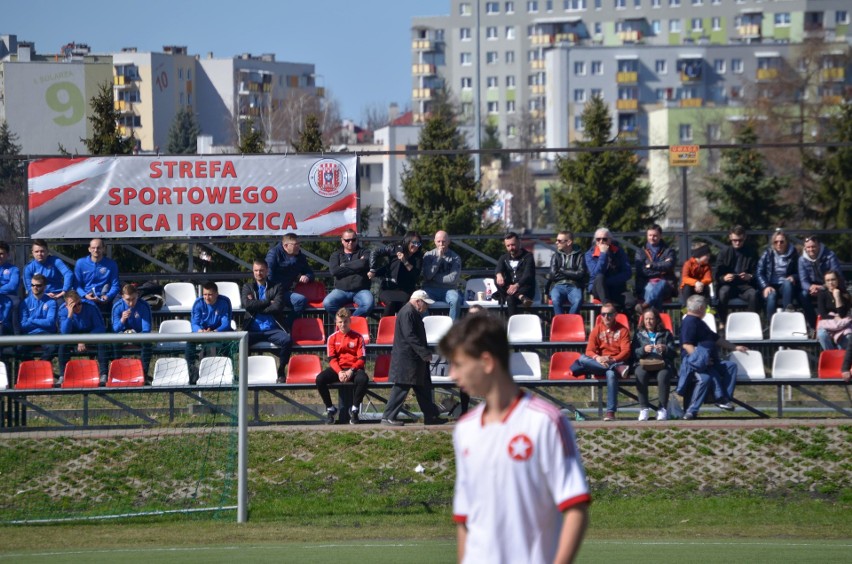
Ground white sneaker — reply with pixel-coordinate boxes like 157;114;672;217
638;408;650;421
656;408;668;421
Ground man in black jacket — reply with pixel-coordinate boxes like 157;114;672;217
715;225;759;326
322;229;374;317
241;259;292;382
547;230;586;315
494;232;536;316
381;290;444;426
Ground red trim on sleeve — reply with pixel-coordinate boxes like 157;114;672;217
452;514;468;524
558;493;592;512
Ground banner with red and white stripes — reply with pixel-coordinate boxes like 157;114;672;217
27;155;357;238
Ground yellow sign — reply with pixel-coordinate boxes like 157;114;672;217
669;145;700;167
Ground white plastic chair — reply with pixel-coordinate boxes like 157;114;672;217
424;315;454;345
771;349;811;379
725;312;764;341
155;319;192;352
463;278;500;307
430;354;451;382
729;350;766;381
769;311;809;340
0;361;7;389
683;312;717;333
161;282;197;312
215;281;243;310
507;314;544;344
247;355;279;384
151;358;191;386
196;356;234;386
509;351;542;381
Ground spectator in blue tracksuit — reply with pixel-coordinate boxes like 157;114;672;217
186;281;233;380
585;227;634;312
112;283;153;379
266;232;314;326
58;290;108;384
18;273;58;365
24;239;73;300
75;238;120;312
0;241;21;332
799;235;845;329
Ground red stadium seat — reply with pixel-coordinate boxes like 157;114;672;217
548;352;583;380
285;355;322;384
549;314;586;342
373;354;391;382
16;360;55;389
350;316;371;344
294;280;327;309
376;316;396;345
817;350;846;379
61;359;101;388
291;318;326;346
107;358;146;387
660;312;674;333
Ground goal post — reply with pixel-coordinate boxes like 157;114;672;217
0;331;249;524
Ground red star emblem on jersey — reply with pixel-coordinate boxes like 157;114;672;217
507;434;534;461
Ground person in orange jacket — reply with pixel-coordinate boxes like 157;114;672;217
680;244;713;305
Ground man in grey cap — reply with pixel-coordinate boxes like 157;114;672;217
381;290;445;426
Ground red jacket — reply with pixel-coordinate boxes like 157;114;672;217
326;329;366;372
681;257;712;289
586;320;631;362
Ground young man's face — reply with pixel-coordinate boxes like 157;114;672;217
283;239;300;256
30;279;45;297
729;232;745;249
89;239;104;261
335;316;351;333
202;289;219;305
65;296;82;313
32;245;48;263
646;229;661;246
253;263;269;283
122;292;138;307
600;307;616;328
449;349;491;397
555;234;572;251
697;254;710;265
804;240;819;259
504;237;519;257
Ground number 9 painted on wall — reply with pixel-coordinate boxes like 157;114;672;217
45;82;84;126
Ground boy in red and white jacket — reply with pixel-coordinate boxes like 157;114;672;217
316;308;369;424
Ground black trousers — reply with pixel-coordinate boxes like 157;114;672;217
315;367;369;409
382;381;440;421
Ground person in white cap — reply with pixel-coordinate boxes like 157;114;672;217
381;289;445;426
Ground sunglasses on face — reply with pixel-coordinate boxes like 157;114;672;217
342;238;356;243
410;241;422;247
596;238;608;242
31;283;44;288
556;239;569;243
600;312;615;318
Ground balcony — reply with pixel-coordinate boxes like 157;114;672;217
555;33;577;43
113;75;139;88
529;109;543;119
616;71;638;83
616;99;638;111
113;100;134;113
412;88;434;100
618;30;642;44
530;84;545;95
412;63;437;76
756;68;779;81
413;112;428;124
530;59;545;70
531;134;546;145
679;98;703;108
820;67;845;82
618;130;639;141
531;34;554;46
737;24;761;38
411;39;433;51
822;95;843;105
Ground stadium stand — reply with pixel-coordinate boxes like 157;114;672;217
818;350;846;379
373;354;391;383
247;355;279;384
725;312;764;341
729;350;767;381
15;360;54;389
151;358;191;386
161;282;197;312
375;316;396;345
285;355;322;384
106;358;145;387
549;314;586;342
291;318;325;346
61;359;101;388
509;351;542;381
215;281;243;310
771;349;811;379
507;314;544;344
424;315;453;345
197;356;235;386
769;311;809;340
548;351;583;380
294;280;327;309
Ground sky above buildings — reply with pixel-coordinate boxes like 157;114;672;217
3;0;449;124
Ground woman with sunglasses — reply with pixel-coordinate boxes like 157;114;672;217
369;231;424;316
816;270;851;351
755;229;799;321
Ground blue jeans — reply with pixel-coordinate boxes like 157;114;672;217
818;329;850;351
764;280;795;319
576;354;624;412
550;284;583;315
422;286;462;321
642;280;670;310
799;289;818;328
323;288;374;317
284;291;307;314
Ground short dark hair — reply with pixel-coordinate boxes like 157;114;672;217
32;239;49;249
121;283;138;296
201;281;218;293
730;225;746;237
648;224;663;234
504;231;519;241
439;313;509;372
0;242;9;253
31;273;47;285
253;258;268;267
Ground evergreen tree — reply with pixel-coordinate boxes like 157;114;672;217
82;82;134;155
0;121;27;239
0;121;23;181
481;118;507;168
292;114;326;153
703;123;791;230
238;118;266;154
388;88;495;237
166;106;200;154
553;95;662;233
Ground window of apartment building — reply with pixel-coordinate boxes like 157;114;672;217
711;0;720;4
546;0;554;11
487;76;499;88
565;0;586;9
594;0;601;9
507;100;516;112
487;51;499;64
187;69;192;80
460;2;471;15
669;19;681;32
528;74;540;85
652;20;661;34
486;26;499;39
574;88;586;102
691;18;703;31
506;51;516;63
575;116;584;130
435;28;445;41
655;59;667;73
178;68;184;79
505;1;515;13
528;49;540;61
506;75;516;87
460;27;472;40
591;60;603;74
487;101;499;113
486;1;500;13
634;0;641;8
591;88;602;98
679;124;693;142
461;77;473;89
679;86;698;99
837;11;849;24
707;123;721;141
179;92;185;104
529;99;541;111
691;0;702;4
461;102;473;116
730;85;741;99
652;0;661;7
527;24;537;37
669;0;680;6
714;58;725;73
507;124;517;137
712;16;721;30
615;0;626;9
732;58;743;73
594;22;603;34
527;1;538;12
655;88;665;100
575;61;586;75
506;26;516;39
461;52;472;65
774;12;791;26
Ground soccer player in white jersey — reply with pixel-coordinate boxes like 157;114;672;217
439;313;590;564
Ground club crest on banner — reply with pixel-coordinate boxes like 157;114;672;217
309;159;348;198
